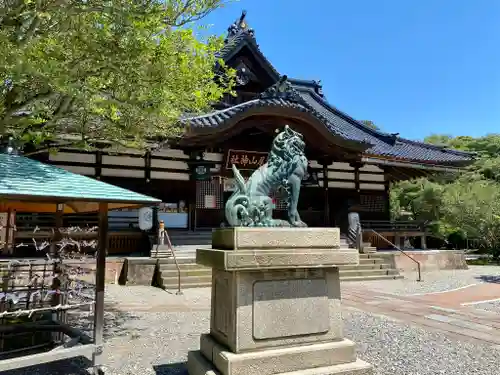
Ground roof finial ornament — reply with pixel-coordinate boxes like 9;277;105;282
226;10;254;39
259;75;302;102
238;10;247;29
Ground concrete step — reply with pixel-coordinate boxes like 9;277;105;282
160;268;211;277
339;269;400;278
359;254;383;258
338;263;393;271
162;275;212;287
158;262;205;269
163;282;212;290
359;258;386;265
341;274;404;282
162;273;404;288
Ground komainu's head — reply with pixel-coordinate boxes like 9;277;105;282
270;125;305;162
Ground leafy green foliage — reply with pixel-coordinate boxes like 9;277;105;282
360;120;379;130
0;0;235;151
391;133;500;256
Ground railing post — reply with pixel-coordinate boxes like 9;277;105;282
369;229;423;282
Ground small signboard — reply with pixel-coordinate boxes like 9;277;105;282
225;149;268;171
190;162;212;181
204;195;217;209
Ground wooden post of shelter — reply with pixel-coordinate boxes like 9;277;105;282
93;202;108;370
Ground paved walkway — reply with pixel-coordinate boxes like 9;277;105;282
342;282;500;347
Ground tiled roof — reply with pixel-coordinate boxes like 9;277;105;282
217;12;279;80
293;85;473;164
184;78;474;165
209;12;474;166
0;154;160;212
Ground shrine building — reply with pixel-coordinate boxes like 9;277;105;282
24;12;474;253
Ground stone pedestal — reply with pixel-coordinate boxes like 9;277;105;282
187;227;373;375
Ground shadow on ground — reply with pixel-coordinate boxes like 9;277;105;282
3;357;93;375
66;300;144;340
4;302;144;374
475;275;500;284
153;362;187;375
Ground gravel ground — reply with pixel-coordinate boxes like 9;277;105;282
350;265;500;296
4;278;499;375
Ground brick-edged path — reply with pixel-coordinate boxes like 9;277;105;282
342;283;500;347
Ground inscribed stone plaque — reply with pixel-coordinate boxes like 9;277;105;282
252;279;329;340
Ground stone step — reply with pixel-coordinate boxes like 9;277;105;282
163;282;211;290
161;265;398;277
358;254;383;259
359;258;386;265
162;275;212;287
162;273;405;289
339;269;400;278
160;268;211;277
158;265;403;289
338;263;393;271
151;252;173;258
158;258;202;266
341;274;404;282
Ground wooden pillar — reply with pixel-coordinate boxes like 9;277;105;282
95;150;102;180
51;203;64;343
421;234;427;250
353;163;361;192
145;151;152;183
322;163;330;227
383;168;391;220
394;234;401;249
2;208;13;255
93;202;108;369
50;203;64;259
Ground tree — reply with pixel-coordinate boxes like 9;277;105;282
360;120;379;130
0;0;235;152
441;176;500;258
391;133;500;255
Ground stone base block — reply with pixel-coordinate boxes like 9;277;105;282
212;227;341;250
208;268;343;353
187;349;373;375
197;248;359;271
198;334;357;375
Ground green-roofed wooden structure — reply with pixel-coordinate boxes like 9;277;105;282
0;154;160;214
0;154;160;374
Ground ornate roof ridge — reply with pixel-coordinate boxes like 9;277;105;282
225;10;255;42
181;99;261;121
295;88;474;158
394;137;476;156
259;75;304;102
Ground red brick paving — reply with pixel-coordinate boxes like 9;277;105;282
341;283;500;347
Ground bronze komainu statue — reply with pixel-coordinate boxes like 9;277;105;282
225;125;308;227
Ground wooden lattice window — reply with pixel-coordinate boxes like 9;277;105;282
358;195;386;212
196;180;223;209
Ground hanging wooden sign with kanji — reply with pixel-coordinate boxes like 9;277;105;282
225;149;268;171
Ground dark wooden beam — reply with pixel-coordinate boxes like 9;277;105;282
145;151;152;182
322;162;330;226
95;150;102;179
94;202;108;359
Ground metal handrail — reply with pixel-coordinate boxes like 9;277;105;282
367;229;422;282
155;230;183;295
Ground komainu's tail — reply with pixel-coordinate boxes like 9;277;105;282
232;164;246;194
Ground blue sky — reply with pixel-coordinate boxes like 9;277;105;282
201;0;499;141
